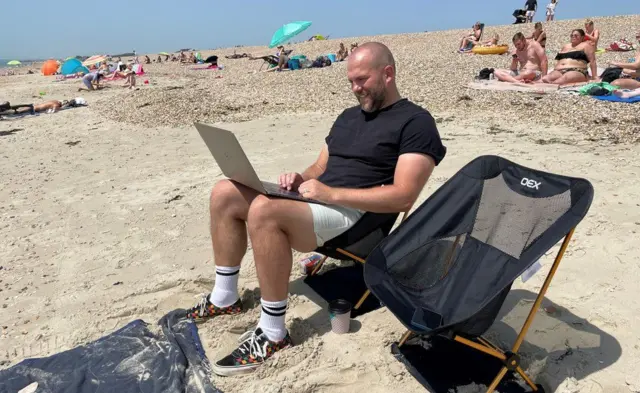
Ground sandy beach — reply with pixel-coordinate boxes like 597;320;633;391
2;15;640;393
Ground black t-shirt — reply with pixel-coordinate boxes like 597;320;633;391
317;99;446;189
525;0;537;10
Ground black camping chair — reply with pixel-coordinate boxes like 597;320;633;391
363;155;594;393
309;210;411;310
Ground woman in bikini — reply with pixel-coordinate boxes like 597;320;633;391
584;19;600;49
608;30;640;90
458;22;484;52
542;29;597;85
528;22;547;48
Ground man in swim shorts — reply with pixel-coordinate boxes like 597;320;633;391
183;42;447;377
494;32;548;83
525;0;537;23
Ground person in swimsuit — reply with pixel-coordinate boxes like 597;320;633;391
584;19;600;49
458;22;484;52
1;98;85;116
608;31;640;90
546;0;558;22
494;32;548;83
542;29;597;85
527;22;547;48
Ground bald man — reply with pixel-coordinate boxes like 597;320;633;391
186;42;447;377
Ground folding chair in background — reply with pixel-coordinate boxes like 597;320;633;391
363;155;594;393
309;210;411;311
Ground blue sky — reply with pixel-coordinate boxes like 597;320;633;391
1;0;637;59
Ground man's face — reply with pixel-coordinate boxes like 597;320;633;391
347;57;389;113
513;38;527;51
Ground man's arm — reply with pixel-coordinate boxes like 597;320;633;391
301;145;329;181
328;153;436;213
510;53;519;71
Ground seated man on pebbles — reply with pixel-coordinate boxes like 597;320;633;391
495;32;548;83
184;42;447;377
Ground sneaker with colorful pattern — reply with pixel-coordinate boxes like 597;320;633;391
185;294;243;322
212;327;292;376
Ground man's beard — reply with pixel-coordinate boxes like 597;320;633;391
356;86;386;112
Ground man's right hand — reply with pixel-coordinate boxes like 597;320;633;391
278;172;305;191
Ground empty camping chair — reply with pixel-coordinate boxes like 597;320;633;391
309;210;411;310
363;155;594;393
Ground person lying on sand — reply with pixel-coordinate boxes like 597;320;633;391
608;31;640;89
613;87;640;99
584;19;600;50
225;51;250;59
458;22;484;52
184;41;446;378
527;22;547;48
1;98;86;115
494;32;548;83
541;29;597;84
78;71;105;92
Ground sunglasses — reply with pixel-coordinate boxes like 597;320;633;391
570;34;581;37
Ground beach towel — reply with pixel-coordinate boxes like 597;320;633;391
0;309;222;393
467;80;559;93
592;95;640;103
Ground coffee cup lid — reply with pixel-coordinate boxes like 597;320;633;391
328;299;352;313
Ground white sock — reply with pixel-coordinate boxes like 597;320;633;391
258;298;288;342
209;265;240;307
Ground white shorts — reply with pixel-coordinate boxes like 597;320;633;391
308;203;365;247
526;10;536;18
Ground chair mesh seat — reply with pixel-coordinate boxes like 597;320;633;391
364;155;594;338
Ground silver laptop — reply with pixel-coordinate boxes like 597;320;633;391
194;123;324;204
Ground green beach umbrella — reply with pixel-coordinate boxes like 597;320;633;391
269;21;312;48
7;60;21;66
159;52;169;55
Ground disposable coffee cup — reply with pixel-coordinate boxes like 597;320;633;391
328;299;352;334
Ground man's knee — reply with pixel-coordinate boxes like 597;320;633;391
246;196;281;231
210;179;247;217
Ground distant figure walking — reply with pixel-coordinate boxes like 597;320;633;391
546;0;558;21
525;0;537;23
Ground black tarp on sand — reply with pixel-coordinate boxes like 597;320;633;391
0;310;222;393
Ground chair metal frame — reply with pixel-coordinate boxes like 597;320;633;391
395;227;576;393
309;209;412;310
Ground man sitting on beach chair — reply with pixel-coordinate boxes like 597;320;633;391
184;42;447;377
494;32;548;83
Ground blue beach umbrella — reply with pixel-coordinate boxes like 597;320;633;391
269;21;312;48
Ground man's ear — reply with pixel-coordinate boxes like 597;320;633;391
384;65;395;82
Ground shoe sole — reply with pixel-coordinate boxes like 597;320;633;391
212;363;261;377
188;310;243;324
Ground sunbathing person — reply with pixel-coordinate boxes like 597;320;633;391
1;98;85;115
527;22;547;48
156;55;162;63
494;32;548;83
183;41;446;377
337;42;349;61
541;29;596;84
608;31;640;89
262;45;290;72
350;42;359;54
584;19;600;49
145;55;151;64
613;87;640;99
479;33;500;47
458;22;484;52
225;51;250;59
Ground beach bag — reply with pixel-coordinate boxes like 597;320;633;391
600;67;623;83
476;68;494;80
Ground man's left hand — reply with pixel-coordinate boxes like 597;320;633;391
298;179;335;203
